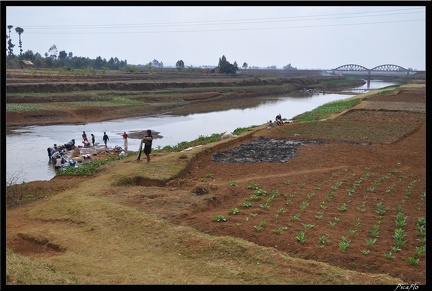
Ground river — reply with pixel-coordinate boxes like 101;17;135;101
5;80;397;184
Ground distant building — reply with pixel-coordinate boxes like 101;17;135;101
209;66;220;73
19;60;34;69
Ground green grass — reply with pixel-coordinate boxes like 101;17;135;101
293;98;360;122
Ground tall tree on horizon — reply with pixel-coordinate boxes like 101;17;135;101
15;26;24;56
7;25;14;56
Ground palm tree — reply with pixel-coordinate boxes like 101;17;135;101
15;26;24;56
7;25;13;37
7;25;14;56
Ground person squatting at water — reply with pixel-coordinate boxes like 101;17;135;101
64;139;75;150
143;129;153;162
276;113;283;126
268;120;274;129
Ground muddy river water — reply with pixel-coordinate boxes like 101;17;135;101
6;80;397;184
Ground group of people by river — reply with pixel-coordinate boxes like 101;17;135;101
268;113;291;128
46;129;154;170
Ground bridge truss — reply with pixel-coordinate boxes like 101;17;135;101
332;64;409;73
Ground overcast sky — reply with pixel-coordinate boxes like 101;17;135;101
4;4;426;70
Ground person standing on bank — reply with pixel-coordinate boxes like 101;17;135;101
82;131;88;143
122;131;129;151
91;134;95;146
103;132;109;148
142;129;153;162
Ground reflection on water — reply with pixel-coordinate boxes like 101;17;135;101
6;80;397;184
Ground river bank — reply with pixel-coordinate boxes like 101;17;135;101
6;82;426;284
6;69;368;129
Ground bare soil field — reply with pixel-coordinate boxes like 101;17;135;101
5;70;426;285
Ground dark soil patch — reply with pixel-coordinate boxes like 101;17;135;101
212;137;326;163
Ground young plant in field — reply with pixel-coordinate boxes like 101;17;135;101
254;220;266;232
394;228;406;239
362;250;370;255
302;223;314;229
415;245;426;256
365;238;377;247
296;231;307;243
417;224;426;238
255;189;268;196
318;235;329;244
241;201;253;208
285;199;292;205
260;202;270;209
300;201;309;210
385;184;395;193
251;213;258;217
277;208;286;214
354;218;361;228
408;256;419;266
339;239;350;252
315;184;321;190
248;195;261;201
205;173;214;178
332;181;344;190
369;225;380;238
394;239;406;248
391;245;401;252
384;252;395;259
228;181;237;187
306;192;315;199
417;237;426;245
396;205;403;213
375;202;387;216
291;214;300;221
325;191;335;201
273;227;287;235
356;202;366;212
199;178;207;182
329;221;336;228
315;212;323;220
213;215;227;222
334;217;341;223
349;229;357;235
254;225;263;232
393;228;407;247
265;196;275;204
338;203;347;212
247;182;260;190
417;217;426;228
228;208;241;215
284;180;293;185
395;212;407;227
320;201;327;210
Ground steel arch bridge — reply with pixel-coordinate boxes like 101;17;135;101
332;64;409;73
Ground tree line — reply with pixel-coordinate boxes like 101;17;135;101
6;24;295;73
